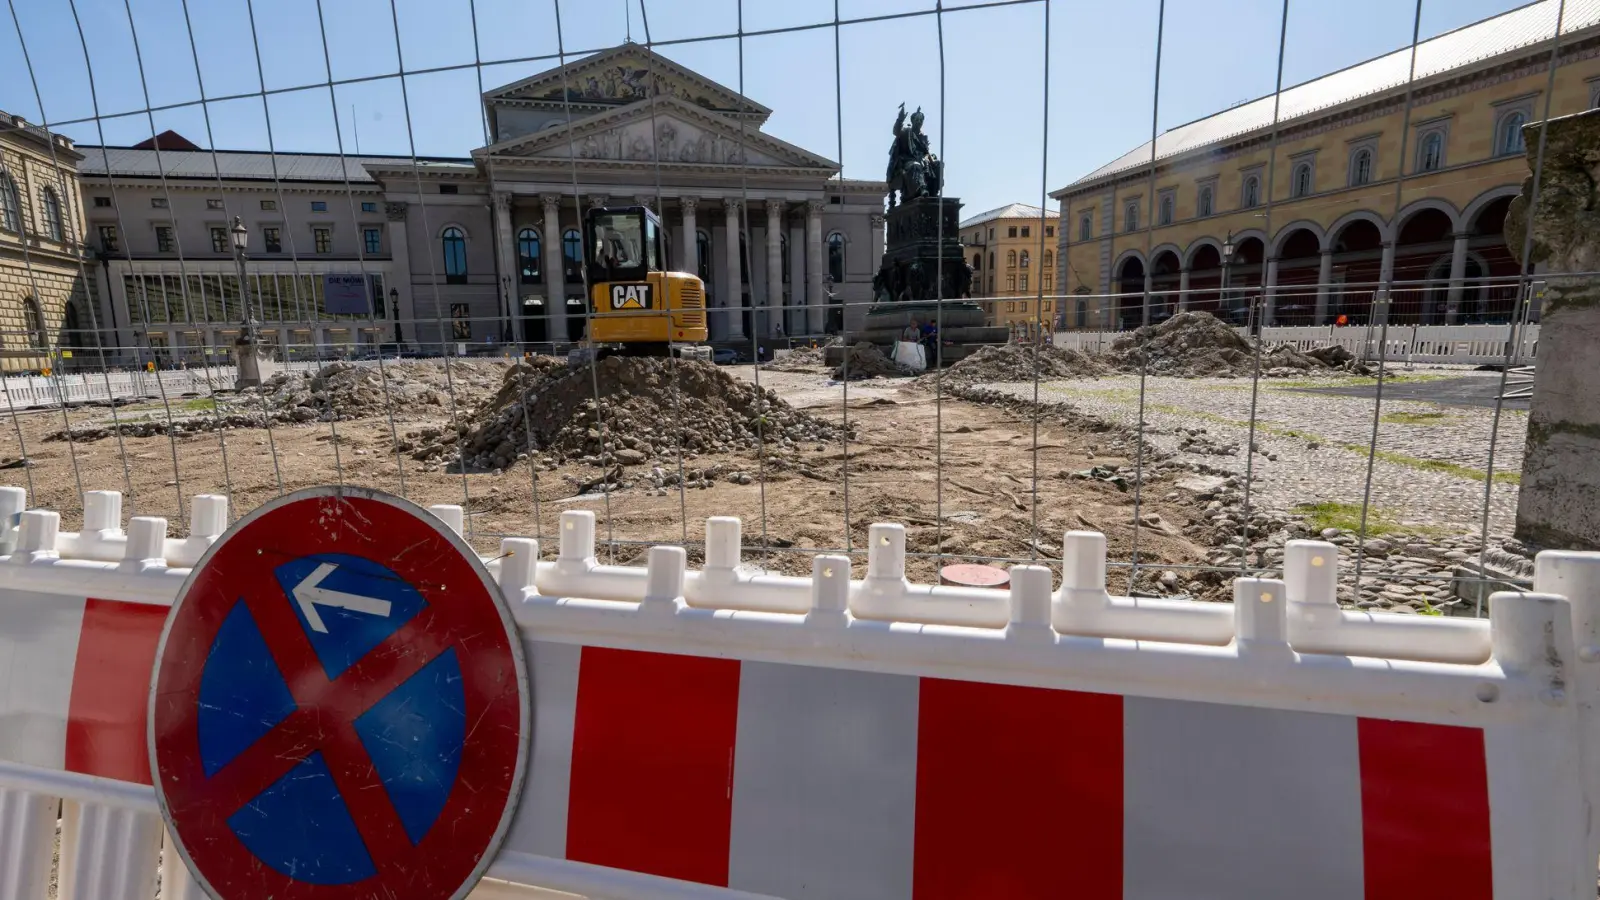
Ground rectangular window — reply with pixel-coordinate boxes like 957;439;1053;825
156;226;174;252
260;199;277;211
988;228;994;239
1006;301;1015;312
361;201;378;213
1007;226;1018;238
151;197;168;209
1043;275;1054;292
1020;273;1029;292
1043;299;1053;312
207;198;224;210
439;185;459;195
210;227;227;254
1021;226;1031;238
313;227;332;254
1006;274;1016;292
263;227;281;253
310;201;328;212
363;227;382;255
1020;301;1029;314
1079;214;1092;241
98;225;119;252
1045;225;1055;237
94;196;111;208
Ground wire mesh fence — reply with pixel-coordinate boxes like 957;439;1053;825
0;0;1586;618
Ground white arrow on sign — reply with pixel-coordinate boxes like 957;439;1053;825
292;562;393;634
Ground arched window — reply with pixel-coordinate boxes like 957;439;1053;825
1350;148;1373;185
1499;111;1527;156
827;232;845;282
1197;186;1213;217
1158;194;1174;225
442;226;467;283
1079;213;1092;241
1042;249;1053;268
40;187;62;241
1418;131;1444;172
988;251;995;269
1020;250;1030;268
0;171;19;233
1124;202;1139;232
1291;163;1312;198
972;252;981;270
23;298;46;350
695;230;711;282
1243;176;1260;208
1006;249;1017;268
517;227;541;283
563;228;582;283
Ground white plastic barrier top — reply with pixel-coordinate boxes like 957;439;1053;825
0;486;1598;899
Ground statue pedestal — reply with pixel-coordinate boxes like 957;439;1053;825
234;336;273;390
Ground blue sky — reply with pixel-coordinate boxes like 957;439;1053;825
1;0;1537;214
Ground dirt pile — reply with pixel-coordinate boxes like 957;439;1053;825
931;342;1107;385
408;356;850;472
831;342;908;380
761;342;832;371
1108;311;1362;377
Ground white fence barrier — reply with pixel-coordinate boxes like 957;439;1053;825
1;486;1598;898
1055;322;1541;367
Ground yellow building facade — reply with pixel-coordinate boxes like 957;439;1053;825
960;202;1060;334
1052;0;1600;330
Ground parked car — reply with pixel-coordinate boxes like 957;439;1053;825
712;347;740;365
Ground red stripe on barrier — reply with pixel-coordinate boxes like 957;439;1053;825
1358;718;1492;900
565;647;741;887
912;678;1123;900
65;598;168;785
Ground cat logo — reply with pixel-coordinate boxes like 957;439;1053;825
609;283;654;310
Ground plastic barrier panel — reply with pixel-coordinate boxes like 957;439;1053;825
0;489;1597;900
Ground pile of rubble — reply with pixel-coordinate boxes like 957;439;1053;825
761;341;834;372
1108;312;1367;377
407;356;851;473
930;342;1106;386
831;342;908;380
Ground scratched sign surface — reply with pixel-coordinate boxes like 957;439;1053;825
149;487;529;900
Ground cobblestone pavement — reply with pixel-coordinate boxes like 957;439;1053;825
976;367;1526;540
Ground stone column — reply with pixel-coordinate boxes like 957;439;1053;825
492;192;516;340
1503;108;1600;549
680;197;699;279
1377;240;1396;304
806;200;825;334
383;202;413;348
788;210;806;336
869;212;886;273
540;194;567;347
1263;256;1280;326
1141;270;1153;326
722;199;744;341
1177;267;1191;312
1315;249;1334;325
1445;232;1470;324
765;199;783;338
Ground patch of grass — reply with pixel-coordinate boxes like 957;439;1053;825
1295;501;1405;536
1380;410;1451;425
182;397;216;412
1353;448;1520;485
1268;372;1453;390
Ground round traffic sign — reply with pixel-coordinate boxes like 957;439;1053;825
150;487;528;900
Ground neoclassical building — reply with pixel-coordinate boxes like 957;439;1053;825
76;43;883;364
1052;0;1600;331
960;202;1058;333
0;110;95;373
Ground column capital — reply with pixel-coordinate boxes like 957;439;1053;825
384;201;408;222
765;197;783;217
540;193;562;213
680;195;699;213
868;212;885;227
806;199;826;215
587;194;609;209
492;191;513;213
1319;247;1335;256
1451;231;1473;241
723;197;742;213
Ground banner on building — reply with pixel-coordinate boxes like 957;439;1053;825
323;274;373;315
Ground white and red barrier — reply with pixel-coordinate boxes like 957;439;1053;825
1;488;1598;899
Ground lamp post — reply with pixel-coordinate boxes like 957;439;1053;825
390;287;403;346
1220;231;1237;325
230;216;266;389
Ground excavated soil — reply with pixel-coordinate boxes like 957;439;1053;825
929;343;1107;386
832;342;909;380
1108;311;1366;377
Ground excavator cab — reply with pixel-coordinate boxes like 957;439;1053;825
581;205;707;356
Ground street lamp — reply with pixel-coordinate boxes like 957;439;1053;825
230;216;266;389
390;287;403;345
1220;231;1236;323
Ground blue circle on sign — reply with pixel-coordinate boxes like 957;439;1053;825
194;553;467;885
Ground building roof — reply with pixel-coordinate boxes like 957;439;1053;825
959;202;1052;228
76;147;466;184
1060;0;1600;194
133;130;203;152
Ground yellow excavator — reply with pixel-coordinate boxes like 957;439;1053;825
576;204;708;360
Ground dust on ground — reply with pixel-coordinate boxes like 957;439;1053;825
13;358;1217;595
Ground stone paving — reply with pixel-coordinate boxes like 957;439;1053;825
975;367;1526;540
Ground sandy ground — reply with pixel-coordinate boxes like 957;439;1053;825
4;361;1208;593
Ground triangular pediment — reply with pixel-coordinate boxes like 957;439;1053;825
478;96;835;172
485;43;769;121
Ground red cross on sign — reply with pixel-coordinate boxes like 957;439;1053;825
150;487;529;900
